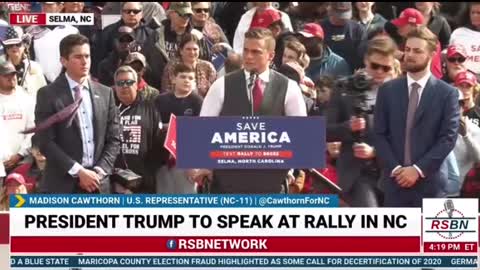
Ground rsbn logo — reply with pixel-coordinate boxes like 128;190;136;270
425;199;475;240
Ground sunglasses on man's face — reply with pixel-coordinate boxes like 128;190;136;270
194;8;209;14
116;79;136;87
369;62;392;73
123;9;142;15
447;57;466;64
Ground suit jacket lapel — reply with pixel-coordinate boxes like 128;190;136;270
88;79;101;153
58;74;81;136
414;76;435;125
399;77;409;131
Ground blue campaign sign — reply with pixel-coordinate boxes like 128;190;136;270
176;116;326;169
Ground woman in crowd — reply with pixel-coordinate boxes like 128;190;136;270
448;75;480;197
455;71;480;126
415;2;451;49
11;147;45;193
442;44;468;84
353;2;387;34
191;2;229;46
2;27;46;98
0;173;28;211
450;2;480;74
161;33;216;97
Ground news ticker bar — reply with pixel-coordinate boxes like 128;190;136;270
9;256;479;268
9;194;338;208
10;13;94;26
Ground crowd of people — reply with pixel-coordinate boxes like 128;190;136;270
0;2;478;210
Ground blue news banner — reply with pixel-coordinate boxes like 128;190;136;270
176;116;326;169
10;256;478;268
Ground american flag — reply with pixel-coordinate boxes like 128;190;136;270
3;26;21;45
123;125;141;144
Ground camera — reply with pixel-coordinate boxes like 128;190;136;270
335;70;375;143
336;71;378;176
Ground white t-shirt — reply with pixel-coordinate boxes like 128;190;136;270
0;87;35;160
33;26;79;82
450;27;480;74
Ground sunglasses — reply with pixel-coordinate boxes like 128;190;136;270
118;36;134;43
176;12;192;19
115;79;136;87
447;57;466;64
122;9;142;15
5;43;22;49
194;8;209;13
369;62;392;72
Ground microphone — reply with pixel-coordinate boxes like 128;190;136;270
248;70;258;116
444;199;454;218
444;199;455;237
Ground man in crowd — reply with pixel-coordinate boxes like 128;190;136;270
0;61;35;173
297;23;351;82
197;28;306;193
374;26;460;207
123;52;159;102
320;2;367;71
98;26;140;86
32;34;121;194
95;2;152;69
327;37;398;207
143;2;209;90
113;65;163;194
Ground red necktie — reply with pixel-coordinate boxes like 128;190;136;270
22;85;83;134
252;78;264;113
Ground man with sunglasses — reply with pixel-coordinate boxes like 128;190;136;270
113;65;164;194
143;2;210;90
326;37;398;207
123;52;159;102
95;2;153;75
98;26;140;87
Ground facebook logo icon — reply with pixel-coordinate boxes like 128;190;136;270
166;239;177;250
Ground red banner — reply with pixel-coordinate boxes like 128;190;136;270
0;213;9;244
11;236;420;253
164;114;177;159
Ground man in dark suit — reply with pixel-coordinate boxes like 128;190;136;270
33;34;121;193
374;26;460;207
327;37;398;207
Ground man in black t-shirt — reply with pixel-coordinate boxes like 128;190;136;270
320;2;367;71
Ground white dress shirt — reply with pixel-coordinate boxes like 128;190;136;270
406;71;431;106
391;72;432;178
200;69;307;117
65;74;97;177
